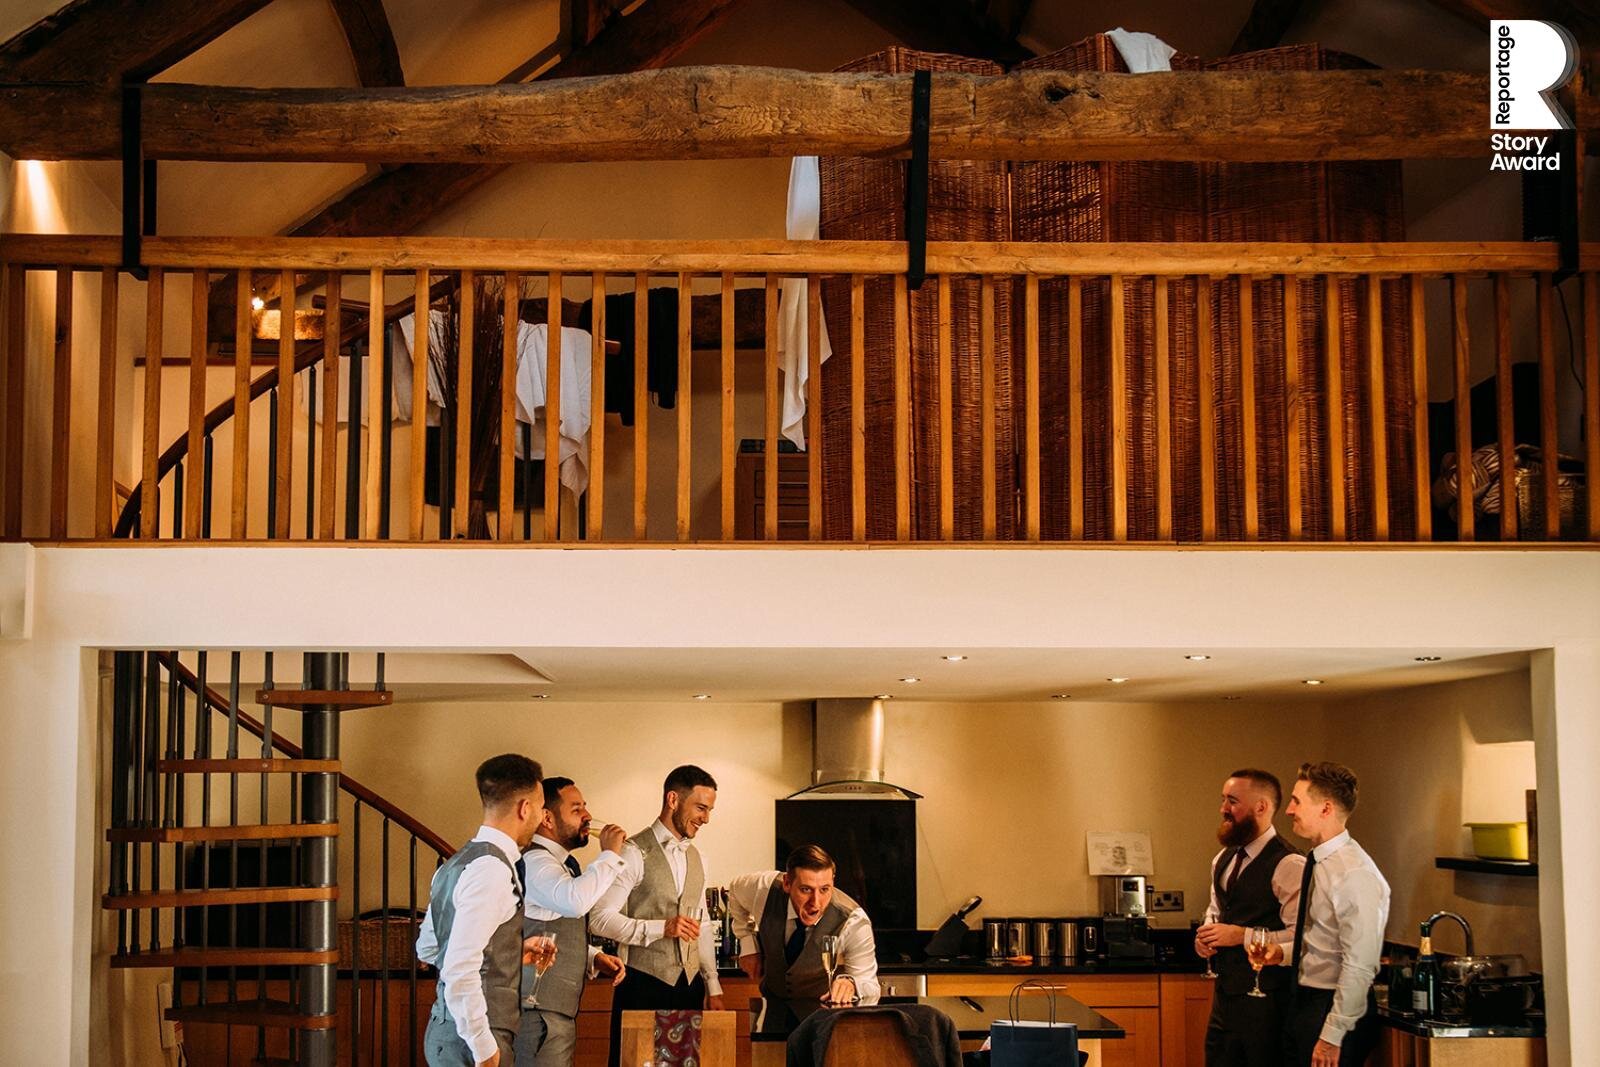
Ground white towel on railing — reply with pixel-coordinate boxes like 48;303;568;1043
778;155;833;448
1105;27;1176;72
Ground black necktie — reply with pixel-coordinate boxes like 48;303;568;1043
513;858;527;903
565;855;582;878
1223;848;1247;894
1290;850;1318;975
785;922;811;966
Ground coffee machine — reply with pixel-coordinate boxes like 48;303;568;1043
1098;874;1148;917
1098;875;1154;960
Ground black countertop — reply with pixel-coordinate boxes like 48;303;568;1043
1375;1005;1545;1040
718;957;1204;979
750;995;1126;1042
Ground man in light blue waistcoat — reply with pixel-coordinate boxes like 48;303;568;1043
416;753;551;1067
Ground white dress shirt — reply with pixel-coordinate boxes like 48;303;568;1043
778;155;833;448
725;870;880;1004
415;825;524;1064
589;820;721;996
1295;830;1391;1047
1205;825;1306;947
522;833;627;977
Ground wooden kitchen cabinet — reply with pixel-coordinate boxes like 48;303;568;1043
574;976;759;1067
1376;1026;1546;1066
1157;973;1213;1067
926;974;1161;1067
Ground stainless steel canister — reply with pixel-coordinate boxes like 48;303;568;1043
1055;919;1079;960
983;918;1006;959
1031;919;1059;960
1005;918;1031;957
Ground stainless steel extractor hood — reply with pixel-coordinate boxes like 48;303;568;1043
785;698;922;799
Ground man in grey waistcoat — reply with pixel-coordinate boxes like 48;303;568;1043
727;845;880;1006
416;754;550;1067
514;776;629;1066
590;765;724;1067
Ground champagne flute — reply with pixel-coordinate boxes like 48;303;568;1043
818;934;842;1005
522;932;558;1008
1244;927;1270;999
1202;907;1219;980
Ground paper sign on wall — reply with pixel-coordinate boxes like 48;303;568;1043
1086;831;1154;876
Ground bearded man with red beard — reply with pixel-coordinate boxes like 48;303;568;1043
1194;768;1306;1066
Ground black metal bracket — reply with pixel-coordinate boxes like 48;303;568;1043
120;82;151;279
905;69;931;291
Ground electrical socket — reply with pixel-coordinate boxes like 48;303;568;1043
1149;889;1185;912
156;981;177;1050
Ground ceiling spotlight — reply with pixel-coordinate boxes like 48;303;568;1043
900;676;921;684
1107;677;1129;684
1051;693;1072;700
692;693;711;701
1185;654;1211;661
1303;679;1324;686
530;693;549;699
941;655;967;662
1414;655;1442;662
251;296;266;311
876;693;893;700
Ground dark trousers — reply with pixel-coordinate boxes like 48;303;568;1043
1204;986;1289;1067
1283;985;1380;1066
606;968;706;1067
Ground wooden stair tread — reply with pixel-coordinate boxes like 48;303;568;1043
103;885;338;909
107;823;336;843
165;998;335;1030
255;689;393;709
112;947;339;968
156;758;339;774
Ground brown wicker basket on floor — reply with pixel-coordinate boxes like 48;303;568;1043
818;47;1018;540
339;915;421;971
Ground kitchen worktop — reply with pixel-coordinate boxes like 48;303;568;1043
718;956;1206;978
1376;1004;1546;1039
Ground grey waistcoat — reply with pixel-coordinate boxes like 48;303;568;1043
756;878;857;1000
427;840;525;1040
621;827;705;987
521;843;589;1019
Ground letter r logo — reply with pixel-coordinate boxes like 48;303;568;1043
1492;21;1578;130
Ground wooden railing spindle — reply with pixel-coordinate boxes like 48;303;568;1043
851;274;867;542
1537;272;1559;538
981;274;998;540
1284;276;1303;541
1451;274;1473;541
231;272;252;538
1325;276;1347;541
365;268;386;539
893;272;910;540
1068;276;1084;540
1109;273;1128;541
807;274;823;541
454;271;474;530
141;268;164;539
1154;276;1173;541
1494;273;1516;540
1239;275;1259;541
275;269;296;540
181;268;206;540
1;267;21;539
51;268;73;539
762;275;778;541
634;272;650;540
96;267;118;539
1198;274;1216;541
1365;275;1389;541
1409;274;1431;541
937;274;954;540
1024;274;1041;541
675;273;691;542
500;272;521;542
591;271;608;541
1585;271;1599;541
546;271;563;541
319;273;341;540
409;267;430;540
719;272;734;541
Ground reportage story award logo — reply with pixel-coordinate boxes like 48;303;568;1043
1489;20;1577;171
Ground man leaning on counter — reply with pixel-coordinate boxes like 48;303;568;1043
727;845;881;1006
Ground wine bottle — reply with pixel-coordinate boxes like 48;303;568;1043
1412;935;1439;1017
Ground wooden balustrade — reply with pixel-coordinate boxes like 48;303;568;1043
1;234;1596;545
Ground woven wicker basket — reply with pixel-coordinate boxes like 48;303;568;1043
819;48;1018;540
339;915;421;971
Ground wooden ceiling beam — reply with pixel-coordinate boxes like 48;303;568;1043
327;0;404;87
0;0;274;83
0;67;1531;165
1229;0;1306;54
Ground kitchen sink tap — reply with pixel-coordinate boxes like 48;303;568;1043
1422;911;1474;956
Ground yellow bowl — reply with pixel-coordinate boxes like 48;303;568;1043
1465;822;1529;861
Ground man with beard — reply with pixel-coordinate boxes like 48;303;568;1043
590;765;723;1067
727;845;880;1006
514;777;629;1067
1194;768;1305;1067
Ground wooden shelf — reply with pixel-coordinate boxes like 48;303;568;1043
107;823;337;844
1435;856;1538;877
165;998;335;1030
103;885;338;910
112;947;339;969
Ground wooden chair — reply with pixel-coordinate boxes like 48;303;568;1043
820;1014;919;1067
619;1009;736;1066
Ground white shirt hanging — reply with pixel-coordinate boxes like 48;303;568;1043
1105;27;1177;72
778;156;833;448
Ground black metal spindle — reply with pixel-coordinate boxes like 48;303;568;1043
374;653;385;692
172;458;183;540
267;387;279;539
346;339;364;539
171;658;186;953
380;327;394;539
195;650;210;1005
258;654;272;1008
129;653;145;954
522;423;534;540
440;362;454;540
144;652;161;951
381;817;390;1064
352;800;362;1067
202;433;214;539
227;651;241;1004
111;652;137;955
163;656;179;829
409;835;418;1067
306;364;317;539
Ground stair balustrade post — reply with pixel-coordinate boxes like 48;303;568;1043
299;652;341;1066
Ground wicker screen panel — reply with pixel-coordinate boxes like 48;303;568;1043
818;48;1016;540
1014;36;1206;540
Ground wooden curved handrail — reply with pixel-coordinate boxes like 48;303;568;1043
154;652;454;860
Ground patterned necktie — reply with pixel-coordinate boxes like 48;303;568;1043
1290;850;1318;975
785;922;811;966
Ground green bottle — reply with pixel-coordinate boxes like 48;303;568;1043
1412;934;1440;1018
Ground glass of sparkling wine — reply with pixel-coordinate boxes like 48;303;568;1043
523;933;558;1008
1245;927;1271;999
818;934;842;1004
1202;908;1219;979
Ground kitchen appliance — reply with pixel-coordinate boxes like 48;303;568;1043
983;918;1007;960
1004;918;1031;958
1103;914;1154;959
1465;974;1542;1026
1099;874;1148;917
1074;917;1104;960
1055;919;1078;960
1031;919;1059;960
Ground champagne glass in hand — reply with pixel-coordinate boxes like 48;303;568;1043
522;933;558;1008
818;934;844;1005
1202;908;1219;979
1244;927;1270;998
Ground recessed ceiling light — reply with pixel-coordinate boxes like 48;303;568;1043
942;655;967;662
1222;696;1242;701
1051;693;1072;700
876;693;893;700
1107;677;1129;684
1303;679;1324;686
530;693;549;699
1185;654;1211;661
692;693;711;700
900;676;921;684
1414;655;1442;662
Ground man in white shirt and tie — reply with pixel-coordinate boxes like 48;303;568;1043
514;776;629;1067
727;844;880;1006
1266;761;1390;1067
590;765;724;1067
1194;769;1305;1066
415;754;550;1067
